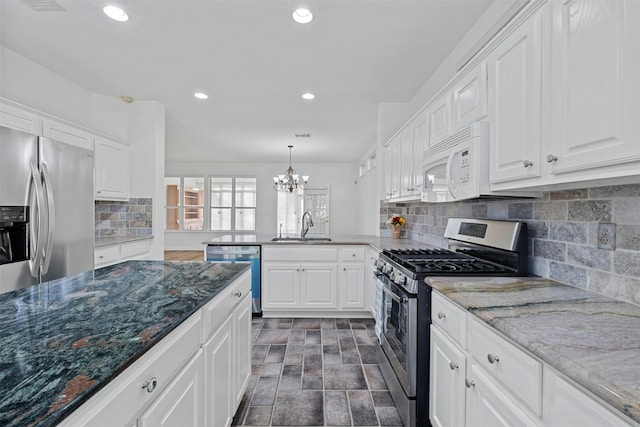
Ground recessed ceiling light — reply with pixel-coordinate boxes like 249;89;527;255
302;93;315;100
194;92;209;100
292;8;313;24
103;5;128;22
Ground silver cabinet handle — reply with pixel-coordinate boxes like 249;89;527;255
546;154;558;163
437;312;446;319
523;160;534;168
449;361;458;370
487;354;500;364
465;379;475;388
142;377;158;393
234;291;242;297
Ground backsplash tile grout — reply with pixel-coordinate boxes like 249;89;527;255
381;184;640;306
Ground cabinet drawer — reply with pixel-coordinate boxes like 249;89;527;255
468;317;542;416
339;247;365;262
95;246;120;266
432;292;467;348
263;246;338;262
201;270;251;342
121;240;152;259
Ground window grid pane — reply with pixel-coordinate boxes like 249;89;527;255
235;208;256;231
235;178;257;208
211;208;232;231
211;177;233;207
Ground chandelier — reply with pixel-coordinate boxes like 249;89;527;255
273;145;309;192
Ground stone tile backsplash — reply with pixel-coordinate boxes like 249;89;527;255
95;198;153;238
381;184;640;305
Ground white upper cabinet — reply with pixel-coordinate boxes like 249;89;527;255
428;93;452;146
412;110;428;194
399;126;414;198
489;0;640;191
95;136;130;201
451;62;488;132
544;0;640;179
43;118;94;151
0;100;42;135
488;8;543;185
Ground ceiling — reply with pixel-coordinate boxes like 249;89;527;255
0;0;493;163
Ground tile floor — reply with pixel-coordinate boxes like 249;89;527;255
231;317;403;427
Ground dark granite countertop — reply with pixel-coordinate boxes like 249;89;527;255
0;260;250;427
427;276;640;424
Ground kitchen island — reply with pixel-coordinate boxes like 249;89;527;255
428;276;640;426
0;260;251;427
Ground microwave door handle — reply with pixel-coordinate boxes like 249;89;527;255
40;163;55;275
445;149;457;200
28;163;46;279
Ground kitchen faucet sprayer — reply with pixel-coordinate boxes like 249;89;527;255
301;211;314;238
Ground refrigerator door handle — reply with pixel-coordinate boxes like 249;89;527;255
40;163;55;275
28;163;47;278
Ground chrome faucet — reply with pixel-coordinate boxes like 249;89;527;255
301;211;314;238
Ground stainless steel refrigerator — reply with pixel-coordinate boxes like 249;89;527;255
0;125;94;294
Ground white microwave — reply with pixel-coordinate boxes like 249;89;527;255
422;122;533;203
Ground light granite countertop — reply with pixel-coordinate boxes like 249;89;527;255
427;276;640;424
203;233;428;252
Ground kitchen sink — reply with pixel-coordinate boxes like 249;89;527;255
270;237;332;242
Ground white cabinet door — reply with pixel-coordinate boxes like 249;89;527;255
399;127;414;198
383;144;393;201
452;62;488;131
412;110;428;196
339;263;365;310
138;350;204;427
262;263;300;309
545;0;640;178
95;136;130;200
0;101;41;134
391;137;402;199
300;263;338;309
543;367;632;427
233;293;252;407
488;10;543;185
43;118;93;151
430;326;466;427
428;93;452;146
204;317;234;427
465;363;538;427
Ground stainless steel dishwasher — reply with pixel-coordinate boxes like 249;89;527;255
205;245;261;315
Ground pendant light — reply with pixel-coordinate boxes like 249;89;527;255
273;145;309;192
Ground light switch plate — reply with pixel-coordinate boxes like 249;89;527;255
597;223;616;251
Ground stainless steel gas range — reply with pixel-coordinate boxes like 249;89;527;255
375;218;529;427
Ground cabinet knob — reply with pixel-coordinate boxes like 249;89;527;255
343;268;347;271
546;154;558;163
296;268;300;272
449;361;459;370
465;379;475;388
142;377;158;393
522;160;534;168
487;353;500;364
98;255;104;259
234;291;242;298
437;312;446;319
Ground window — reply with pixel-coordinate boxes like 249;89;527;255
211;177;256;231
165;176;256;231
165;177;205;230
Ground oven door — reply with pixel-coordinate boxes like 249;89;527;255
380;277;417;397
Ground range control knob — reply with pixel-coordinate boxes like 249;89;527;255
395;275;406;285
383;265;393;274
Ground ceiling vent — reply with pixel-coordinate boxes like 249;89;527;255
295;133;311;138
20;0;65;12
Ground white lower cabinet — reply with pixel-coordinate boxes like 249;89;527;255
58;270;252;427
262;245;371;316
138;350;204;427
430;326;466;427
95;238;153;268
430;290;638;427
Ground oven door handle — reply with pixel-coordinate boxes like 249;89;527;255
382;285;405;304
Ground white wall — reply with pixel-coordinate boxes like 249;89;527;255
164;160;362;250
